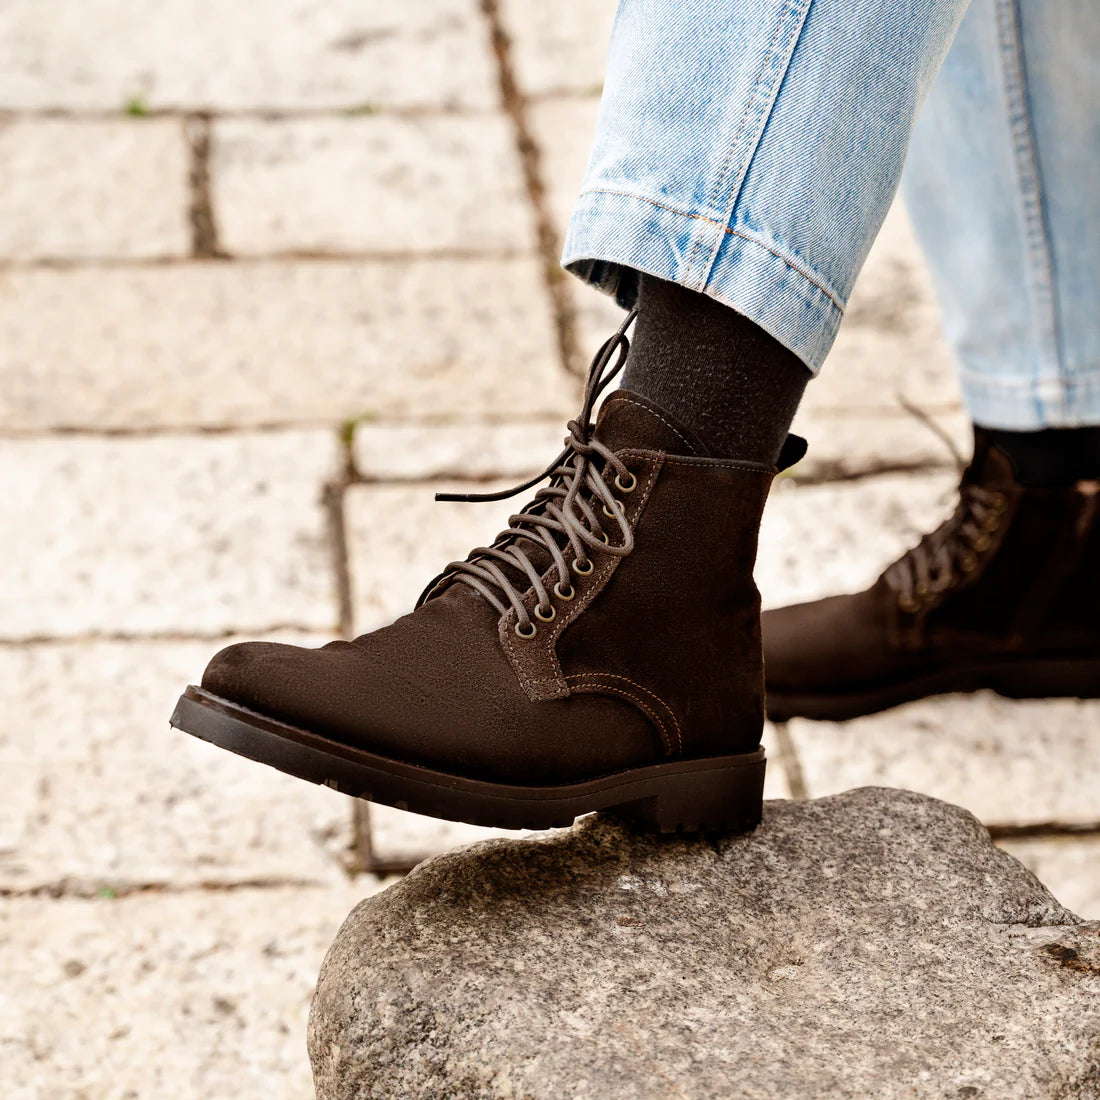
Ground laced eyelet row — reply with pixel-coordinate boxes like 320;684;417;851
895;490;1010;614
514;474;634;638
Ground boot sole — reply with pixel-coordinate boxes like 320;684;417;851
169;686;766;834
767;654;1100;722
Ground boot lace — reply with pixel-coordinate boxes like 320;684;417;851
883;482;1008;613
417;309;640;637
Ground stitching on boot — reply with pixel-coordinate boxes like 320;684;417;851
500;452;663;702
565;673;682;756
612;395;698;455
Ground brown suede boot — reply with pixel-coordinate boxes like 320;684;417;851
171;316;805;832
763;430;1100;722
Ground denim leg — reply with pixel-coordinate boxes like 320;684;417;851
562;0;970;373
902;0;1100;429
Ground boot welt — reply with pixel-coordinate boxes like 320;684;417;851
170;686;766;834
766;654;1100;723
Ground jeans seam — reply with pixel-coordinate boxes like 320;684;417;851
993;0;1063;421
686;0;815;291
577;185;844;313
957;365;1100;392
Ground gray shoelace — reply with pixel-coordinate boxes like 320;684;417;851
883;482;1008;613
417;310;640;636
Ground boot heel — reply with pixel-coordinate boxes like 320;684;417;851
610;753;766;834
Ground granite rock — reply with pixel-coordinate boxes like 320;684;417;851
309;788;1100;1099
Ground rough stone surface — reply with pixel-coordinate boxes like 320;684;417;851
213;117;535;256
0;638;353;891
0;0;497;111
789;696;1100;830
0;259;571;431
309;789;1100;1099
999;836;1100;922
0;431;339;638
1;883;381;1100
0;118;190;261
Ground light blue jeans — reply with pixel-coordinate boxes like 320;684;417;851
563;0;1100;430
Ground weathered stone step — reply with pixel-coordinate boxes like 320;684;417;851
309;789;1100;1099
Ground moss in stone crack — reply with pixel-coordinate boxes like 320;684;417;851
124;94;149;117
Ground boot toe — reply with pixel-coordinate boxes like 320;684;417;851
201;640;315;719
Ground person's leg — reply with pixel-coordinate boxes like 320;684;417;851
564;0;970;455
903;0;1100;437
171;0;974;831
763;0;1100;721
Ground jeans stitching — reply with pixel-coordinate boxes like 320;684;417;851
577;185;845;312
993;0;1063;421
685;7;795;282
688;0;815;290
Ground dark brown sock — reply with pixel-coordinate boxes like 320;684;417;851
620;273;811;463
978;424;1100;487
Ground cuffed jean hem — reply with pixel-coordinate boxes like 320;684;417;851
959;365;1100;430
561;187;843;374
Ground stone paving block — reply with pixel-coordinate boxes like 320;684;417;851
998;836;1100;920
0;259;572;431
787;407;970;482
0;0;497;112
0;881;378;1100
0;638;353;892
499;0;616;97
786;695;1100;829
0;118;190;261
347;476;520;634
213;116;535;256
756;469;959;609
352;419;569;481
0;431;339;638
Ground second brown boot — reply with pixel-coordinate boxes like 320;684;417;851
170;316;804;832
763;429;1100;722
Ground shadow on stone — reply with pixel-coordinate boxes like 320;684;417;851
309;788;1100;1099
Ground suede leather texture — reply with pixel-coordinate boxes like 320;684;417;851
763;436;1100;697
202;390;776;785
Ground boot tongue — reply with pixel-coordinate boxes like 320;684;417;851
967;428;1022;489
592;388;710;457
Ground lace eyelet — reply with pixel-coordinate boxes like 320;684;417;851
598;530;610;545
514;621;537;639
972;533;991;552
982;512;1002;532
572;558;594;576
534;604;556;623
602;499;619;519
614;470;637;494
553;582;576;602
898;594;920;614
960;551;978;573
